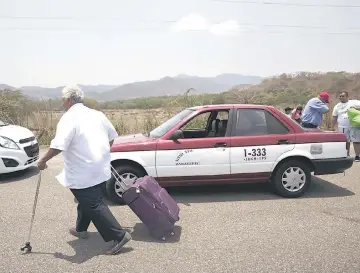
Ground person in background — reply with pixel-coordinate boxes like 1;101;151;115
284;107;293;118
331;91;360;161
301;92;330;128
291;106;303;123
37;85;132;255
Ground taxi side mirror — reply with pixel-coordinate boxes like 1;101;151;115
169;130;184;141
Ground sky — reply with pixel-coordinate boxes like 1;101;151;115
1;0;360;87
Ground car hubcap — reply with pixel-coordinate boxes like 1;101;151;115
114;172;138;197
281;167;306;192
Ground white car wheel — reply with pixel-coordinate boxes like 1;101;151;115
281;167;306;192
272;159;311;198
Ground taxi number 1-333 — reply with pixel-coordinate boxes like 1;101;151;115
244;148;267;158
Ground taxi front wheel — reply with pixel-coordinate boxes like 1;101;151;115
106;164;146;205
271;160;311;198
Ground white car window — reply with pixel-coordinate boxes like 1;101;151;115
235;109;289;136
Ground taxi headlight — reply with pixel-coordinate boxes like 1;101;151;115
0;136;20;150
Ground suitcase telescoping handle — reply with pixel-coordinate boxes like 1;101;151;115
110;165;134;193
110;165;141;193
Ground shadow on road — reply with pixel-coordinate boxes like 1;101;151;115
27;225;180;263
165;176;355;205
126;223;182;243
0;166;39;184
51;232;133;264
106;176;354;207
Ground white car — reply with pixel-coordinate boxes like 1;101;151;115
0;120;39;174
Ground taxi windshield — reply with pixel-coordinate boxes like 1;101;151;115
149;109;194;138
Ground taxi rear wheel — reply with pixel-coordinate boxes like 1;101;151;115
271;160;311;198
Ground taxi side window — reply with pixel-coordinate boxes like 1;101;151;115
234;109;289;136
182;111;211;130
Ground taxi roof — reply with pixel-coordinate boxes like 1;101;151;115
187;104;273;110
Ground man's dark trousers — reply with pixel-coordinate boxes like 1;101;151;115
70;182;126;242
302;122;318;128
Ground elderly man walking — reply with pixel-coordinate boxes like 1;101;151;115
301;92;330;128
37;85;131;255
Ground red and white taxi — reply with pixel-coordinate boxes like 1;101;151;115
107;104;353;204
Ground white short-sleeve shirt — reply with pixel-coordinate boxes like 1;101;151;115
50;103;118;189
332;99;360;128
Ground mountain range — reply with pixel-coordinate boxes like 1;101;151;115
1;73;263;101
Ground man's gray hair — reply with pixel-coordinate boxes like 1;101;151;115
62;85;84;104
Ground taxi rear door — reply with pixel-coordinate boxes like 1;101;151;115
230;107;296;175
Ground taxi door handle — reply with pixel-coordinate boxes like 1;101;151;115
214;142;227;147
277;139;290;145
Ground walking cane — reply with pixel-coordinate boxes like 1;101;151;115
20;170;42;254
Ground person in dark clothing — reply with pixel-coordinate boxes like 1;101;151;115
284;107;293;118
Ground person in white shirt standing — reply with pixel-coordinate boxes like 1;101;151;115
331;91;360;161
37;85;132;255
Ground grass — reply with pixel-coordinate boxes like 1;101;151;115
27;108;180;145
28;105;335;146
1;89;336;146
24;91;203;145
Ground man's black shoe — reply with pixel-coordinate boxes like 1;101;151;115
105;232;132;255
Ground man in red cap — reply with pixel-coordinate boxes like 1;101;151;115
301;91;330;128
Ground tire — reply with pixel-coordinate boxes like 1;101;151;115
271;160;311;198
106;164;146;205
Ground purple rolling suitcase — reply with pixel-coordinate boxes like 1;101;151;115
112;168;180;241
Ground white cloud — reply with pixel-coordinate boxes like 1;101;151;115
171;13;210;32
209;20;241;36
171;14;241;36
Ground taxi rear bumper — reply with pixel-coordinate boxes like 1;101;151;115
312;156;353;175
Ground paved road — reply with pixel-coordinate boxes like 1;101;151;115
0;149;359;273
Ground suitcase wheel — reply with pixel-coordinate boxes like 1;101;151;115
158;231;175;241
